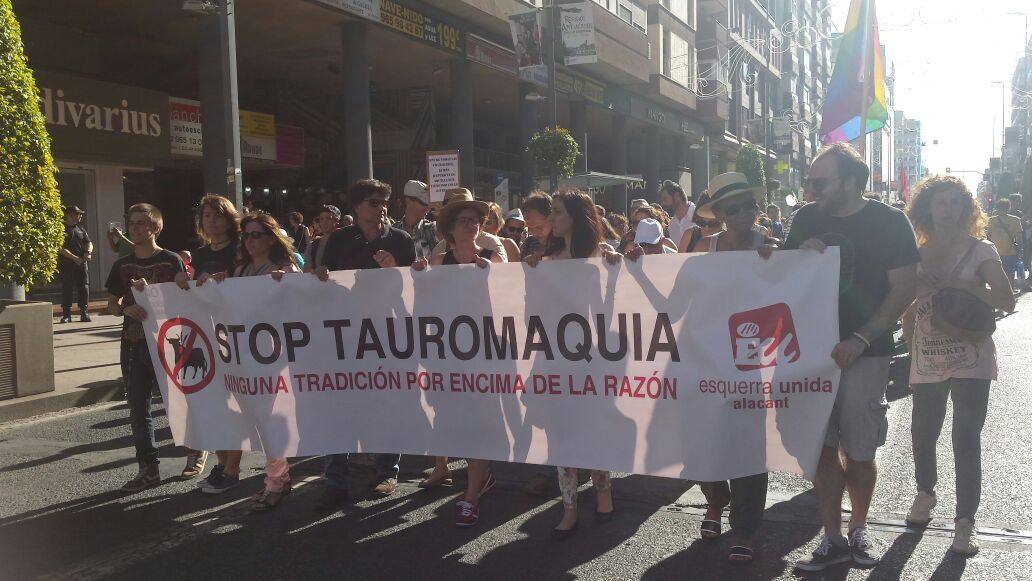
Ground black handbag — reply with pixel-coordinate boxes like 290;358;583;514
930;241;995;343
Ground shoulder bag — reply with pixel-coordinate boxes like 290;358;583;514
930;241;996;343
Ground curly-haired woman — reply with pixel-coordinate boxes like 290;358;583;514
902;176;1014;555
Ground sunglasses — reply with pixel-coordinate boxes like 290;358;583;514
363;198;390;209
717;198;758;217
455;216;481;227
241;230;270;241
803;176;842;192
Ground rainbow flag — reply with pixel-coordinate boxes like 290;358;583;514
819;0;887;144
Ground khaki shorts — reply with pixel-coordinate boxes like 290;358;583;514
824;356;891;461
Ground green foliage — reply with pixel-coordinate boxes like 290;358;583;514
736;143;768;205
526;126;580;180
0;0;63;286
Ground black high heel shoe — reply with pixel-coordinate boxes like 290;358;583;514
551;519;579;540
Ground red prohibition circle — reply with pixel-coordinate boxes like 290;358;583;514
157;317;217;394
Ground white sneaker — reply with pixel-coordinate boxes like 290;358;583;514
951;518;979;555
906;490;937;526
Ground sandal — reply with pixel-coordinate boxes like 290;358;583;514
700;519;721;540
418;470;454;488
249;483;291;513
728;545;754;564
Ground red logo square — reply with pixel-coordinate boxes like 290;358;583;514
728;303;801;371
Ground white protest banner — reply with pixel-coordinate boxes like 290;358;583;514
560;2;598;65
137;250;841;481
426;150;460;203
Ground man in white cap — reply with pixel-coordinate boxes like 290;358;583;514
627;217;676;256
400;180;438;260
501;208;528;246
431;188;508;261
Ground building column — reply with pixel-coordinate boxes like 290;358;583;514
343;21;373;183
611;114;628;213
569;100;587;174
450;58;476;188
198;0;242;209
645;127;662;201
519;83;539;194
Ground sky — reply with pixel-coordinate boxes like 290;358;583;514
827;0;1030;192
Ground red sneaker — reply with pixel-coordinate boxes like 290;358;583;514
455;500;479;527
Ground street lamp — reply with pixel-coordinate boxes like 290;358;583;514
991;80;1006;158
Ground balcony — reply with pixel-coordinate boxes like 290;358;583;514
697;94;731;125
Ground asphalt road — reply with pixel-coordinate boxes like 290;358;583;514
2;296;1032;580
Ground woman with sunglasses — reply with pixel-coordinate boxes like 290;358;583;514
679;193;726;253
691;173;778;564
525;191;622;539
412;196;504;524
198;213;300;511
483;202;521;263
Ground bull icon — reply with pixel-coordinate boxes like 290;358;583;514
166;332;208;380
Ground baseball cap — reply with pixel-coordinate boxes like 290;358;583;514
633;218;664;245
505;208;526;224
403;180;429;205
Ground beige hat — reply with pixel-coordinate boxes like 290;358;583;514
437;189;491;229
403;180;429;204
696;172;762;220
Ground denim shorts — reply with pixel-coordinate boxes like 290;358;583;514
823;356;891;461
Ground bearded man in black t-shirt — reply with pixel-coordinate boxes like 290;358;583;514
784;143;919;572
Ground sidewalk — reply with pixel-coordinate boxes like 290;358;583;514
0;314;122;423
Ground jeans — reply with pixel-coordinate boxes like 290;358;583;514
911;378;991;521
700;472;769;539
324;453;401;490
125;340;159;465
59;264;89;316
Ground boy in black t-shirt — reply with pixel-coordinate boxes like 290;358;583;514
106;203;185;493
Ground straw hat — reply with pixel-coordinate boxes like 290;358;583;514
437;189;491;226
695;172;763;219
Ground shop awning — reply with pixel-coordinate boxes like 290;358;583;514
558;172;644;190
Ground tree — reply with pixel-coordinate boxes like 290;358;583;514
526;126;580;191
0;0;63;290
736;144;767;204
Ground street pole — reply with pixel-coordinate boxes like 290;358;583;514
546;1;559;191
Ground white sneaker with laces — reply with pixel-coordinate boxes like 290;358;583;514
906;490;937;526
952;518;979;555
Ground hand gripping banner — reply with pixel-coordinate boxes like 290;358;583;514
136;250;841;481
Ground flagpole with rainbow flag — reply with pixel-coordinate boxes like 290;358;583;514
819;0;887;161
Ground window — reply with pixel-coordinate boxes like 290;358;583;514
619;4;632;23
664;30;694;88
664;0;693;27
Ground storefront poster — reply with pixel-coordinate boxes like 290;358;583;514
509;10;548;87
426;150;460;203
560;2;597;66
36;71;170;163
314;0;461;53
137;250;841;481
276;125;305;167
170;98;203;157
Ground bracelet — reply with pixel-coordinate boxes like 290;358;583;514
851;331;871;349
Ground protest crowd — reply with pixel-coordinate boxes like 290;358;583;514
83;141;1018;571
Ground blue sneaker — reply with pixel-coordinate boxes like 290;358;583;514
197;464;224;489
795;535;852;572
201;472;240;495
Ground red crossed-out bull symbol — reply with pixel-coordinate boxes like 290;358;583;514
728;303;801;371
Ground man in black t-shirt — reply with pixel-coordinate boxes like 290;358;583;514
105;203;185;493
57;206;93;323
786;143;919;572
312;179;412;511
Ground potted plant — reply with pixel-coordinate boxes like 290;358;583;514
0;0;63;399
526;126;580;191
736;143;767;204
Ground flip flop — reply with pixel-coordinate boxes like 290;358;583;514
418;471;454;488
728;545;754;564
701;520;721;540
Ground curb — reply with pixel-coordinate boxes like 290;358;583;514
0;381;123;424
